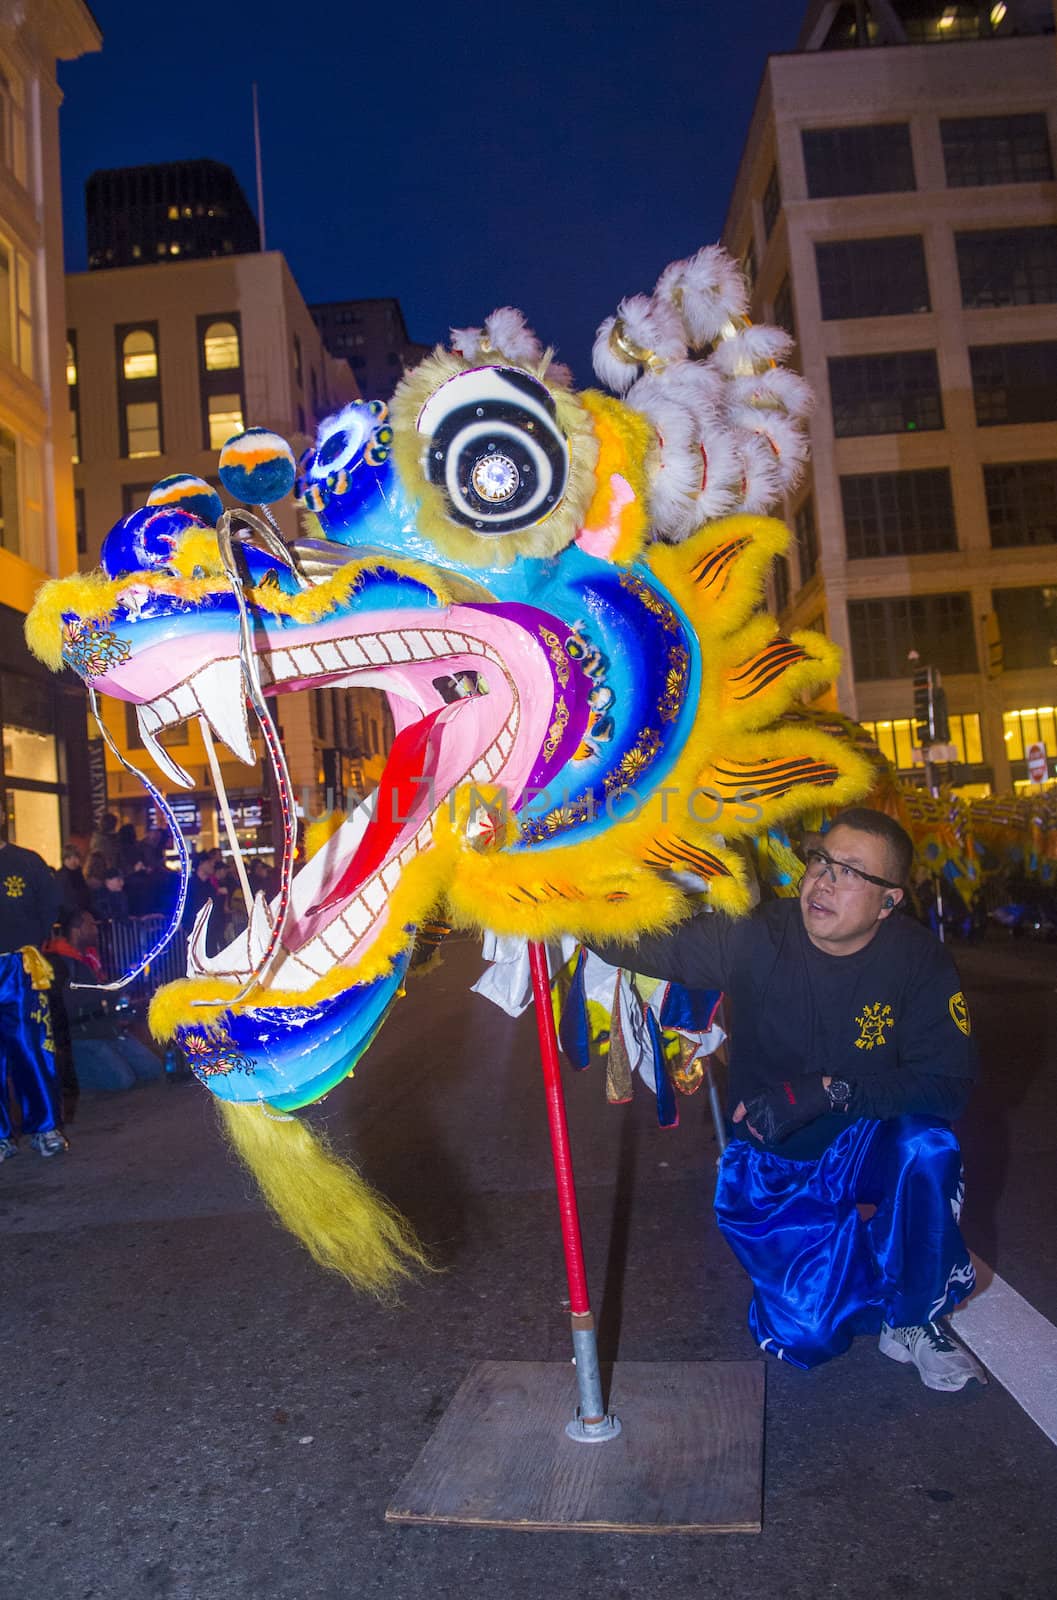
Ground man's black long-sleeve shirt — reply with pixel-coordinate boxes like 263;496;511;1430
0;842;59;953
593;900;977;1160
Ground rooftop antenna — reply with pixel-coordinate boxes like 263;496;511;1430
252;81;267;250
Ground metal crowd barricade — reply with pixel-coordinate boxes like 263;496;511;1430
96;915;189;1006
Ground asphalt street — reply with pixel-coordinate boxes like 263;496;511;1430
2;932;1056;1600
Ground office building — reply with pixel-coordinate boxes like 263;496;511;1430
86;158;260;272
310;297;432;402
724;0;1057;793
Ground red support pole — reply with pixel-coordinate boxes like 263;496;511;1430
527;939;591;1318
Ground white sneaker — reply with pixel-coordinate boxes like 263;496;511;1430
879;1319;986;1392
29;1129;68;1158
0;1137;17;1162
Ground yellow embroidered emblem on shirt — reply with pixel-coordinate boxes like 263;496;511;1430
854;1001;893;1051
4;874;25;898
949;991;970;1036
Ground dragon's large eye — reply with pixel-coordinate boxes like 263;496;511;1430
417;366;570;535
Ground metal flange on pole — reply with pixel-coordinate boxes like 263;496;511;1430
527;941;622;1445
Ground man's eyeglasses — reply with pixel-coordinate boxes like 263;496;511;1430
803;847;901;892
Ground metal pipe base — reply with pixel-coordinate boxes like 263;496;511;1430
565;1407;623;1444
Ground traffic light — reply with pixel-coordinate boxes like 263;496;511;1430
912;665;949;747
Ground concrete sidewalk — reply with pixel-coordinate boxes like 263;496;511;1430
2;936;1055;1599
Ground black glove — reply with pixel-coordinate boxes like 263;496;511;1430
740;1076;832;1145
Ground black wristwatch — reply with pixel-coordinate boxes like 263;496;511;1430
825;1077;853;1113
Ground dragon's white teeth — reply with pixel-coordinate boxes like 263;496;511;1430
246;891;274;967
135;706;194;789
193;658;256;765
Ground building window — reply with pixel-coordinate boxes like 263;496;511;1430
802;124;915;199
991;586;1057;671
206;394;244;451
829;351;943;437
840;469;956;559
0;235;34;377
121;328;158;380
794;496;819;584
772;553;791;614
847;593;977;680
124;402;162;459
67;334;80;465
293;332;303;388
772;276;796;341
984;461;1057;548
815;236;930;320
956;227;1057;309
970;342;1057;427
0;423;18;553
74;488;87;556
861;713;983;771
0;61;27;187
941;113;1053;188
762;165;781;240
198;314;244;450
1002;706;1057;763
203;319;240;370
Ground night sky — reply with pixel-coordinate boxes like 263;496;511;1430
59;0;803;384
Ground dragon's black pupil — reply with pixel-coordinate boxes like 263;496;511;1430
317;430;349;468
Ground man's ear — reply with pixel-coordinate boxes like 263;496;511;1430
880;889;903;916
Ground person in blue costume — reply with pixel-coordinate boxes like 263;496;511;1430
0;817;66;1160
592;807;984;1393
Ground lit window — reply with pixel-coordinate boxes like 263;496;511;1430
861;713;983;768
0;61;28;187
125;400;161;458
169;242;181;256
207;394;244;450
0;235;33;376
156;242;166;257
1002;707;1057;763
167;205;179;220
66;338;77;388
15;252;31;378
204;320;240;370
132;244;142;260
123;329;158;380
182;206;192;219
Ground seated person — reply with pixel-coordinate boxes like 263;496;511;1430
44;909;162;1092
590;807;983;1393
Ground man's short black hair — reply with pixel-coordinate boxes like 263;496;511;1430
827;807;913;885
57;906;90;939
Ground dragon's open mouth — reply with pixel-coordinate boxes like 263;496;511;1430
120;596;589;993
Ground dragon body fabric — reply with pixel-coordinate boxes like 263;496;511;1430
26;247;871;1290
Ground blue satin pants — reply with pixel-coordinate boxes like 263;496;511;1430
0;951;61;1140
714;1116;975;1369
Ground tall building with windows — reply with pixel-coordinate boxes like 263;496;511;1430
724;0;1057;794
86;159;260;271
0;1;99;861
310;297;432;402
65;251;394;846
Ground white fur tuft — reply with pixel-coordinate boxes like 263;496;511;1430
482;307;544;367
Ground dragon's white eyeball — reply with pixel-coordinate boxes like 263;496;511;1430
416;366;570;536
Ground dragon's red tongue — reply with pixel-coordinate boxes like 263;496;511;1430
308;704;450;917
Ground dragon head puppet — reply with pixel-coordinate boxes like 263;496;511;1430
27;246;870;1289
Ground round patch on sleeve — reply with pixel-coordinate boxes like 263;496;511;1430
949;992;970;1036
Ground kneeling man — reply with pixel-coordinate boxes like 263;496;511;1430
595;807;983;1392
